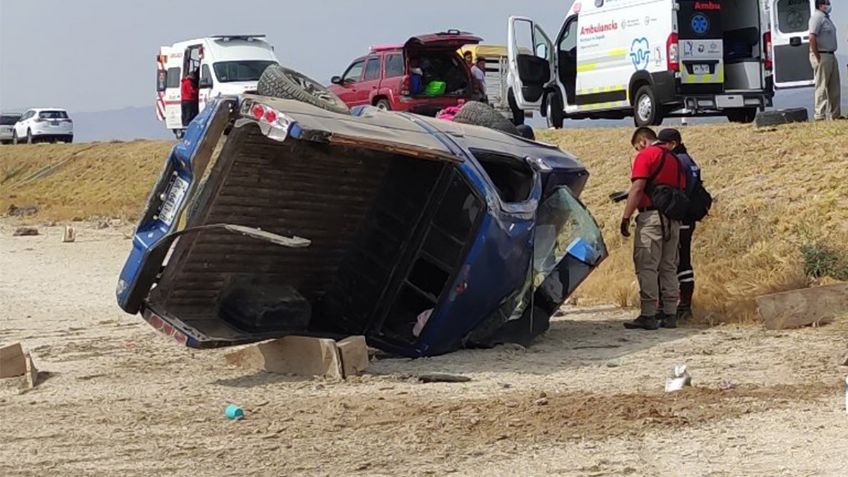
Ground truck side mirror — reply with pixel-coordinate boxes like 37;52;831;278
331;76;343;85
199;77;213;88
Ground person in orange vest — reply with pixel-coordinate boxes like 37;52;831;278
181;70;199;126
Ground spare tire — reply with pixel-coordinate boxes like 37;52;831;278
754;108;809;127
257;64;350;115
452;101;520;136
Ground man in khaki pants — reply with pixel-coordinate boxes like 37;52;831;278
809;0;841;120
620;128;685;330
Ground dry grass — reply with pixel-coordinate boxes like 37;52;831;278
0;140;173;221
539;121;848;321
1;121;846;321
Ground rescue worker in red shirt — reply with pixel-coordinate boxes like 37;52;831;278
620;127;686;330
181;70;199;127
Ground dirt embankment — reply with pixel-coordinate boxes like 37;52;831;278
0;140;172;221
2;121;847;321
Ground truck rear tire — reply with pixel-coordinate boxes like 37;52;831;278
453;101;520;136
375;99;391;111
633;86;663;127
546;92;564;129
258;64;350;115
726;108;757;123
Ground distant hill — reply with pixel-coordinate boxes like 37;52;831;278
65;83;846;141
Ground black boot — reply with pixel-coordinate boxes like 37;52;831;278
624;315;659;330
677;304;693;322
659;311;678;329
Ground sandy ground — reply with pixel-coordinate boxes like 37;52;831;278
1;221;847;477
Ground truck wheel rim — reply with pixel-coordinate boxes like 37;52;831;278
638;96;652;122
377;102;387;110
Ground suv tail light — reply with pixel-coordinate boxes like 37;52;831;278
401;75;411;96
667;33;679;71
763;31;773;70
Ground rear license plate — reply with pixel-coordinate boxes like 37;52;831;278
716;95;745;108
50;120;60;126
159;176;190;226
693;64;711;75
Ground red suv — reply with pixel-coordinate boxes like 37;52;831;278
329;30;482;116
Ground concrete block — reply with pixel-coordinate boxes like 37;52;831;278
0;343;27;378
337;336;369;378
756;283;848;330
25;353;39;388
225;336;343;380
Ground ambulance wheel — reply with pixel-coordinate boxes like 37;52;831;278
452;101;520;135
726;108;757;124
545;92;564;129
507;89;525;125
258;64;350;115
173;129;185;139
633;86;663;127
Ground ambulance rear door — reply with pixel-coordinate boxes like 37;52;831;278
677;0;725;91
769;0;815;88
158;46;183;130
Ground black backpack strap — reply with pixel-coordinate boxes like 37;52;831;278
646;149;667;191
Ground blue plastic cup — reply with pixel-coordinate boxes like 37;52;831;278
225;404;245;420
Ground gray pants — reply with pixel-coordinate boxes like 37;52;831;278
810;53;842;120
633;211;680;317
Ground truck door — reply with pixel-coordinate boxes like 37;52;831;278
770;0;816;88
507;16;555;110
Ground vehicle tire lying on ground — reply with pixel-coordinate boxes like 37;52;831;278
754;108;809;127
258;64;350;115
452;101;520;136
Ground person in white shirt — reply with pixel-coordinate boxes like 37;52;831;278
471;57;488;102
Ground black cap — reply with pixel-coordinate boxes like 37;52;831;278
657;128;682;144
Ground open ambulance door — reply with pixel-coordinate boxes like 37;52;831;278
507;16;555;111
157;47;183;131
769;0;816;88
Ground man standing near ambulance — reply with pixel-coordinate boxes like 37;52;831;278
620;128;686;330
809;0;841;120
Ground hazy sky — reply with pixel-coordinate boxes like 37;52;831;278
1;0;845;113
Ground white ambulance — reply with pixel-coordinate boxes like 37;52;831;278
507;0;817;127
156;35;279;137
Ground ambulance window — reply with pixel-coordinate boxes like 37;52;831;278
560;20;578;53
166;68;180;88
200;65;213;87
775;0;810;34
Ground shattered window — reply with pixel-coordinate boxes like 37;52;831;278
533;187;606;288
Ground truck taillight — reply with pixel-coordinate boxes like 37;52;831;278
401;75;410;96
763;31;773;70
667;33;679;71
240;99;293;142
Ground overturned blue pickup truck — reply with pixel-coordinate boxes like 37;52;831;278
116;92;606;357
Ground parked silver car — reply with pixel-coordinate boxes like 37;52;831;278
0;113;22;144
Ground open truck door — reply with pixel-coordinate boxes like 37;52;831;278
507;16;555;111
770;0;816;88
